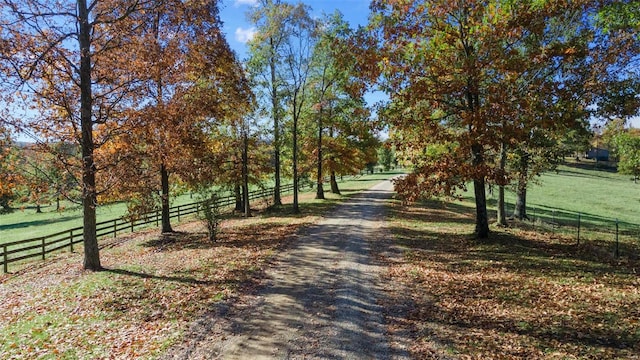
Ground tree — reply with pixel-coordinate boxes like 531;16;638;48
378;142;395;171
307;13;344;200
99;0;252;230
247;0;290;207
614;130;640;183
306;12;380;195
0;0;152;270
0;128;18;212
17;146;52;213
363;0;616;238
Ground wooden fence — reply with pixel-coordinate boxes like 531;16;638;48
1;183;296;273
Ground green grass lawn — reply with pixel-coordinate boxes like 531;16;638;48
0;193;199;244
458;160;640;229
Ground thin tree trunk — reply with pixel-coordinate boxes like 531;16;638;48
270;36;282;206
513;152;529;220
513;179;528;220
496;142;507;226
292;114;299;213
472;143;489;239
160;162;173;233
242;126;251;217
234;184;243;212
316;108;324;199
330;170;340;194
79;0;101;271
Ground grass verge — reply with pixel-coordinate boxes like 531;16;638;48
381;198;640;359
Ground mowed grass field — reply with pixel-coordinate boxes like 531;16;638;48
381;162;640;359
0;171;401;359
487;160;639;227
0;172;403;245
0;192;199;244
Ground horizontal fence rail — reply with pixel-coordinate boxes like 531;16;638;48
1;183;298;273
497;201;640;260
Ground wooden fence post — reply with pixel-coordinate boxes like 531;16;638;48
615;219;619;259
577;213;581;245
3;245;7;273
113;219;118;238
70;230;74;252
41;237;46;260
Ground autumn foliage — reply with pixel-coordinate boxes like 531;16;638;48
360;0;639;238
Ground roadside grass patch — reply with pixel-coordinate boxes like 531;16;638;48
385;199;640;359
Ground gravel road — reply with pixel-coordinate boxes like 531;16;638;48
163;179;409;359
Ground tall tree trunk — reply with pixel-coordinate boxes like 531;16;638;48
513;151;529;220
496;142;508;226
292;114;299;213
234;184;243;212
316;108;324;199
472;143;489;238
79;0;101;271
513;180;527;220
330;170;340;194
160;162;173;233
270;36;282;206
242;126;251;217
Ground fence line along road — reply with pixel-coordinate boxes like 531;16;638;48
1;183;296;273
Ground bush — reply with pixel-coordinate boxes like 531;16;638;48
201;193;221;242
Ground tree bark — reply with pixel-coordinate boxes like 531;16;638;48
472;143;489;238
330;170;340;194
316;108;324;199
234;184;243;212
513;179;528;220
292;114;299;213
242;126;251;217
513;151;529;220
496;142;507;226
79;0;101;271
270;36;282;207
160;162;173;233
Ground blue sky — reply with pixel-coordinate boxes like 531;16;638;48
219;0;371;61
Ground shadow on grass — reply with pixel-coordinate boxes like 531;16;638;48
140;222;306;253
259;199;341;219
103;267;216;286
0;214;81;231
562;161;617;173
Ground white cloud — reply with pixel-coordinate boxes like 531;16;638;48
235;27;257;43
234;0;258;6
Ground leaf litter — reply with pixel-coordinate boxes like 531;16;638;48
0;211;318;359
378;201;640;360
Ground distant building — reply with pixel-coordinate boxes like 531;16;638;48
585;148;609;161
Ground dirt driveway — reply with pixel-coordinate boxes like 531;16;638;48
162;179;410;359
